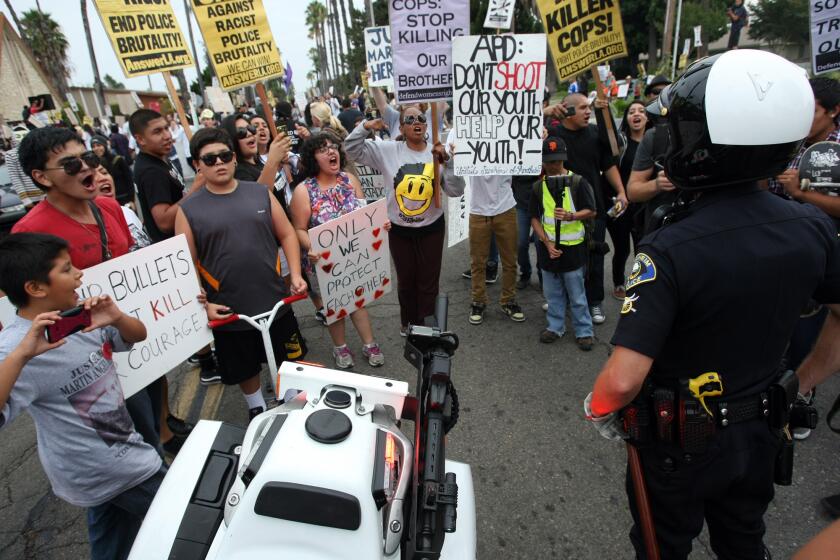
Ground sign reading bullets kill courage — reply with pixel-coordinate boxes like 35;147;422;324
536;0;628;80
192;0;284;90
93;0;193;77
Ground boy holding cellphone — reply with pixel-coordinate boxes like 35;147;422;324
0;233;161;560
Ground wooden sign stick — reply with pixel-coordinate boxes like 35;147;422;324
255;82;279;139
590;67;619;157
163;71;192;141
431;102;442;208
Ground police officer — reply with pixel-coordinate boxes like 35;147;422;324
583;50;840;559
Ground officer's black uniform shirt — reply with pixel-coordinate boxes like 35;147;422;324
612;184;840;399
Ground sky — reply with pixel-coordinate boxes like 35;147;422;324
0;0;366;97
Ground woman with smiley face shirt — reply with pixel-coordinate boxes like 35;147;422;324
345;106;465;332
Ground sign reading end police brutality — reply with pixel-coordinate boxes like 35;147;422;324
0;236;212;399
93;0;193;77
308;200;392;325
810;0;840;74
389;0;469;103
453;34;546;176
537;0;628;80
192;0;284;90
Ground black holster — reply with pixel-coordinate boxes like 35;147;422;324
768;370;798;486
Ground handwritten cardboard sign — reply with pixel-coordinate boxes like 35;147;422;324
308;199;391;325
389;0;469;103
191;0;284;90
536;0;628;80
0;236;212;398
365;26;394;88
452;34;546;176
93;0;193;77
484;0;516;30
358;163;386;203
446;177;471;248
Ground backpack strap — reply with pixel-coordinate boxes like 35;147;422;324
87;201;112;261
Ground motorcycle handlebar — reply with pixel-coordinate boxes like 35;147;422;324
434;294;448;331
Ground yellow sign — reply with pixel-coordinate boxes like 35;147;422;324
191;0;284;91
536;0;628;81
93;0;193;77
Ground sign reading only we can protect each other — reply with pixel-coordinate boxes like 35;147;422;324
389;0;469;103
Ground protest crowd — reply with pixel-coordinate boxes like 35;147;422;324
1;0;840;559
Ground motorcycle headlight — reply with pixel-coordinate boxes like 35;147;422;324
372;430;402;509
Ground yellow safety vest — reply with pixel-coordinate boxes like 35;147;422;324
542;178;585;246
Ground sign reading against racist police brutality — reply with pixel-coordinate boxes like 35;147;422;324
536;0;628;81
357;163;386;202
446;178;471;248
810;0;840;74
389;0;469;103
308;199;392;325
365;27;394;88
93;0;193;77
484;0;516;30
452;34;546;176
191;0;284;90
0;236;212;398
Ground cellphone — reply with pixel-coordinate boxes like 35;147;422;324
276;122;288;135
46;306;92;343
565;106;576;116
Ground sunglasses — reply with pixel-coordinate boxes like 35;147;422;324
402;114;427;125
236;125;257;139
316;144;340;155
44;151;100;176
199;150;235;166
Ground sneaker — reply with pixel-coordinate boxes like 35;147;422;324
166;415;194;438
590;306;606;324
793;390;815;440
486;262;499;284
461;268;472;279
539;329;562;343
469;303;485;325
362;343;385;367
198;354;222;386
542;302;548;311
187;351;209;365
516;277;529;290
162;435;185;457
501;302;526;322
248;406;265;421
576;336;594;351
333;345;355;369
612;285;626;300
314;308;327;325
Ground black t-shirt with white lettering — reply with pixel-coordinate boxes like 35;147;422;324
134;152;186;243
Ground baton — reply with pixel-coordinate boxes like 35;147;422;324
801;178;840;191
627;443;660;560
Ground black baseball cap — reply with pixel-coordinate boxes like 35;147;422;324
543;137;567;162
645;75;672;97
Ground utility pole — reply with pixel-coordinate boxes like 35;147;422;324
670;0;684;81
662;0;676;70
183;0;207;105
81;0;106;113
365;0;375;25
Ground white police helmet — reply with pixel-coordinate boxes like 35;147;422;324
650;50;813;190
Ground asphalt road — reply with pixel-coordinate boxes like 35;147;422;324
1;239;839;559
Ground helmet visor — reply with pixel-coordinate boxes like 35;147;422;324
646;84;673;117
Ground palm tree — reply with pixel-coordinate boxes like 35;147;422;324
326;3;340;83
305;2;330;94
80;0;106;117
19;9;71;99
330;0;347;74
3;0;23;32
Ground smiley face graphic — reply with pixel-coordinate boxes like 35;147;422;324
394;162;435;216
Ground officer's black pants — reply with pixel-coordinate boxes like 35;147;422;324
627;419;780;560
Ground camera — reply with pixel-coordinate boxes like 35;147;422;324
565;106;576;117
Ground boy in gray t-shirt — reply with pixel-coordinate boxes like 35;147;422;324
0;233;162;560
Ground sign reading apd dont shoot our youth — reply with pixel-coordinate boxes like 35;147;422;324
389;0;469;103
452;34;546;176
93;0;193;77
536;0;628;81
191;0;284;90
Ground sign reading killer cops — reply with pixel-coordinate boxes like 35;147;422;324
192;0;284;90
536;0;628;80
389;0;469;103
93;0;193;77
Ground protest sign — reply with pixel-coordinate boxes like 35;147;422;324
536;0;628;81
365;26;394;88
678;38;691;70
191;0;284;90
447;178;471;248
389;0;469;103
484;0;516;30
0;236;212;398
452;34;546;176
93;0;193;77
693;25;703;47
810;0;840;74
206;85;235;114
308;199;391;325
357;163;386;202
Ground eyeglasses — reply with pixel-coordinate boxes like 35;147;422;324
402;114;427;125
236;125;257;139
43;151;100;176
199;150;235;166
316;144;340;155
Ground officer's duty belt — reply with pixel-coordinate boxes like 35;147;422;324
714;392;770;428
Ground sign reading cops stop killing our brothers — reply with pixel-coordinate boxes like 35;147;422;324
453;34;546;176
192;0;284;90
389;0;469;103
93;0;193;77
0;236;212;399
810;0;840;74
537;0;628;80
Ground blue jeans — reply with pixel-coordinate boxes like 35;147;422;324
541;267;593;338
88;467;166;560
516;206;535;279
